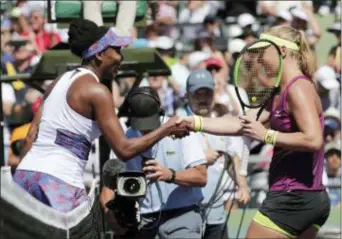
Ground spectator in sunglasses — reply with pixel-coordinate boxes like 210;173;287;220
324;140;341;207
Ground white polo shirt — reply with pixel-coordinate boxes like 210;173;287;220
124;118;206;214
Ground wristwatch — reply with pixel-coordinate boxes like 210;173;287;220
166;168;176;183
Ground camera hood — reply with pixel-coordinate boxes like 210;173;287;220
117;171;147;198
118;171;145;177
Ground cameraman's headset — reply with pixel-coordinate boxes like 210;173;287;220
126;86;165;118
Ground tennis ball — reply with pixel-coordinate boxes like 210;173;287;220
251;96;257;102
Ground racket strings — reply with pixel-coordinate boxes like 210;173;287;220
236;41;280;107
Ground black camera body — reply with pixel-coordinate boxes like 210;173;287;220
106;195;140;229
105;171;147;230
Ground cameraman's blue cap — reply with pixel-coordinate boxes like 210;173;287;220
186;69;215;93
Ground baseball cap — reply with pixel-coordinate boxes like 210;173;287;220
324;107;341;131
205;57;223;69
227;25;243;38
314;65;339;90
276;10;293;22
327;22;341;34
186;69;215;93
227;38;246;54
291;8;309;22
127;87;161;131
188;51;211;69
237;13;255;28
148;36;174;50
325;140;341;155
324;107;340;120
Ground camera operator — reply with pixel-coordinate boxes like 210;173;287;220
99;159;136;237
176;69;251;239
111;86;207;239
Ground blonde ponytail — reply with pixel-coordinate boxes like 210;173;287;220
298;30;317;78
264;26;318;78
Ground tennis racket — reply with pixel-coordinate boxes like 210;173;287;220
233;39;283;120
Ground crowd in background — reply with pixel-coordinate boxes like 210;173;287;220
1;0;341;209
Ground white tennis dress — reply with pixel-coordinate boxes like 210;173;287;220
17;68;102;189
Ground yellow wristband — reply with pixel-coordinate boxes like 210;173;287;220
272;131;278;145
264;130;274;145
264;130;277;145
198;116;204;132
193;116;200;132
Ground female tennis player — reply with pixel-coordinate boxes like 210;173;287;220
180;25;330;239
13;19;188;213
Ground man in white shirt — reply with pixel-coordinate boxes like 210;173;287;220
176;69;250;239
102;87;207;239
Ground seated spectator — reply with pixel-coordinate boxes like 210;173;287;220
324;140;341;207
204;56;246;117
21;6;61;56
179;0;212;23
326;46;340;72
1;19;12;53
188;51;211;70
7;95;42;169
257;1;313;16
327;22;341;46
226;38;246;81
8;122;31;170
235;28;258;45
274;10;293;26
290;7;321;48
3;37;34;75
170;53;190;91
156;1;177;25
324;107;341;143
178;0;212;39
193;33;229;77
147;75;176;116
237;13;258;32
314;65;340;111
202;15;221;37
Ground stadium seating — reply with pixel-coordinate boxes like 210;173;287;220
53;0;147;22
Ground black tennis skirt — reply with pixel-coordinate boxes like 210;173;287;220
259;190;331;237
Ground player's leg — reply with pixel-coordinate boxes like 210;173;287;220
297;226;319;239
246;212;295;239
298;190;331;239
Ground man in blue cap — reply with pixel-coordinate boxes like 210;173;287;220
176;69;251;239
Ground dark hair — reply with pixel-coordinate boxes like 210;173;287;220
328;45;338;57
68;19;108;58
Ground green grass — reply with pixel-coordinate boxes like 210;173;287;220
227;207;341;238
315;14;339;66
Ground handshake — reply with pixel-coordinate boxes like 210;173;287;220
161;116;195;139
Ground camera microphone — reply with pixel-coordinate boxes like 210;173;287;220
103;159;125;189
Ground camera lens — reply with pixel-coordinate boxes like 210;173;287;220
123;178;141;195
